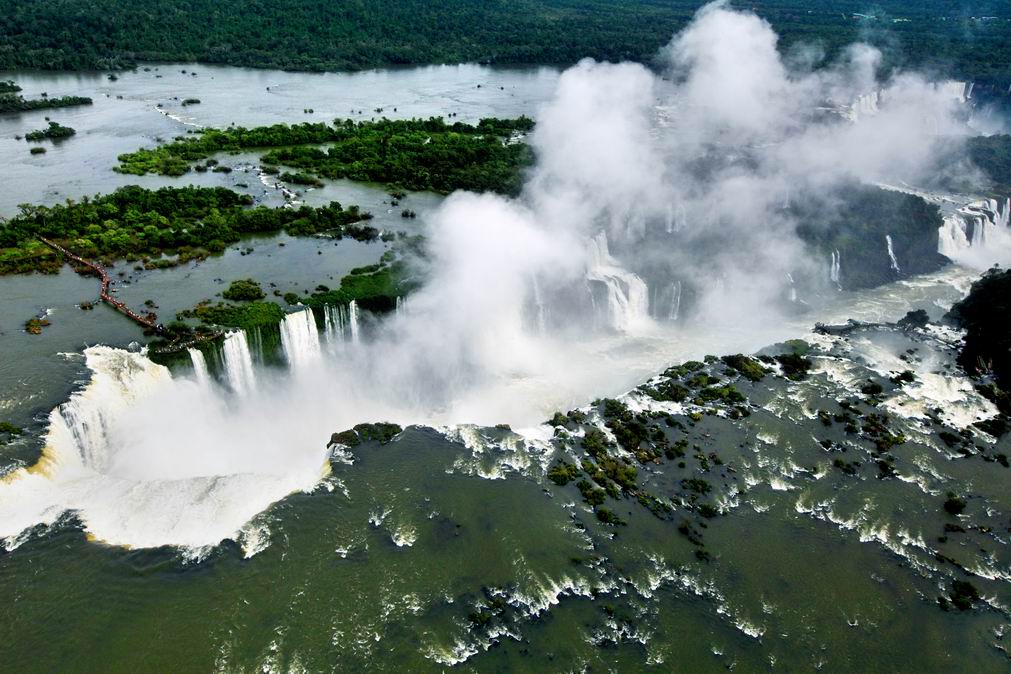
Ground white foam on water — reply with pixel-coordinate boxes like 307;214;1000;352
0;347;331;551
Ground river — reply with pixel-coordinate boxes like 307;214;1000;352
1;62;1009;672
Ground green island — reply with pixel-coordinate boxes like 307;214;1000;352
115;117;535;195
24;121;76;141
301;256;416;313
0;92;92;114
0;185;374;275
172;246;416;337
0;80;20;93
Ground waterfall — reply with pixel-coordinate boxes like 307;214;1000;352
937;198;1011;266
0;345;332;551
222;331;256;396
280;308;321;368
323;304;345;343
321;302;364;343
326;304;348;342
786;273;797;303
348;301;360;344
885;235;901;272
829;250;841;287
395;296;404;317
531;275;547;334
188;348;211;387
938;215;971;259
585;231;650;332
667;280;682;321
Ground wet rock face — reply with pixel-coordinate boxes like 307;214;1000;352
329;422;403;449
947;268;1011;388
793;183;949;291
947;267;1011;431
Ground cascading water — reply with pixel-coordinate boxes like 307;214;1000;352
829;250;841;287
189;348;211;388
585;231;651;332
323;304;346;343
222;331;257;395
280;308;322;368
886;235;901;272
937;197;1011;267
531;274;548;334
0;346;330;552
348;300;360;344
668;280;682;320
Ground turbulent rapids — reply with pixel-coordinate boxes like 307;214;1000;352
3;0;1011;555
2;2;1011;671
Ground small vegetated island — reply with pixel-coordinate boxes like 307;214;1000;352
0;185;374;275
0;79;92;114
115;116;535;195
24;121;76;141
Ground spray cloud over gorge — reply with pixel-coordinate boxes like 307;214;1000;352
0;2;981;551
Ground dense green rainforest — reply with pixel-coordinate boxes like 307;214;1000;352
2;1;1010;87
116;117;535;196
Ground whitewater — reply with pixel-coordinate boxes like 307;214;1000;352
3;2;1011;556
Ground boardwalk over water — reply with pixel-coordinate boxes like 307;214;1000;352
38;237;164;334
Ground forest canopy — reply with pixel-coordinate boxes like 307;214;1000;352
1;1;1010;87
0;185;375;274
116;117;536;195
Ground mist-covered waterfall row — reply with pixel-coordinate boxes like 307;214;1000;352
322;301;362;344
222;331;257;396
585;231;651;332
348;300;360;344
0;346;331;550
938;197;1011;265
280;308;322;368
188;348;211;388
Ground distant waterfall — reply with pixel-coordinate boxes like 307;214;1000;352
938;198;1011;265
665;202;688;234
786;273;797;303
348;300;360;344
322;302;362;344
531;275;547;334
585;231;650;332
323;304;345;343
829;250;841;287
222;331;256;396
280;308;321;368
885;235;901;272
395;296;404;317
188;348;211;388
667;280;682;321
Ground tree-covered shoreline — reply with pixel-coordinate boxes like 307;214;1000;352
0;92;92;114
2;1;1010;89
0;185;375;275
116;117;535;195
